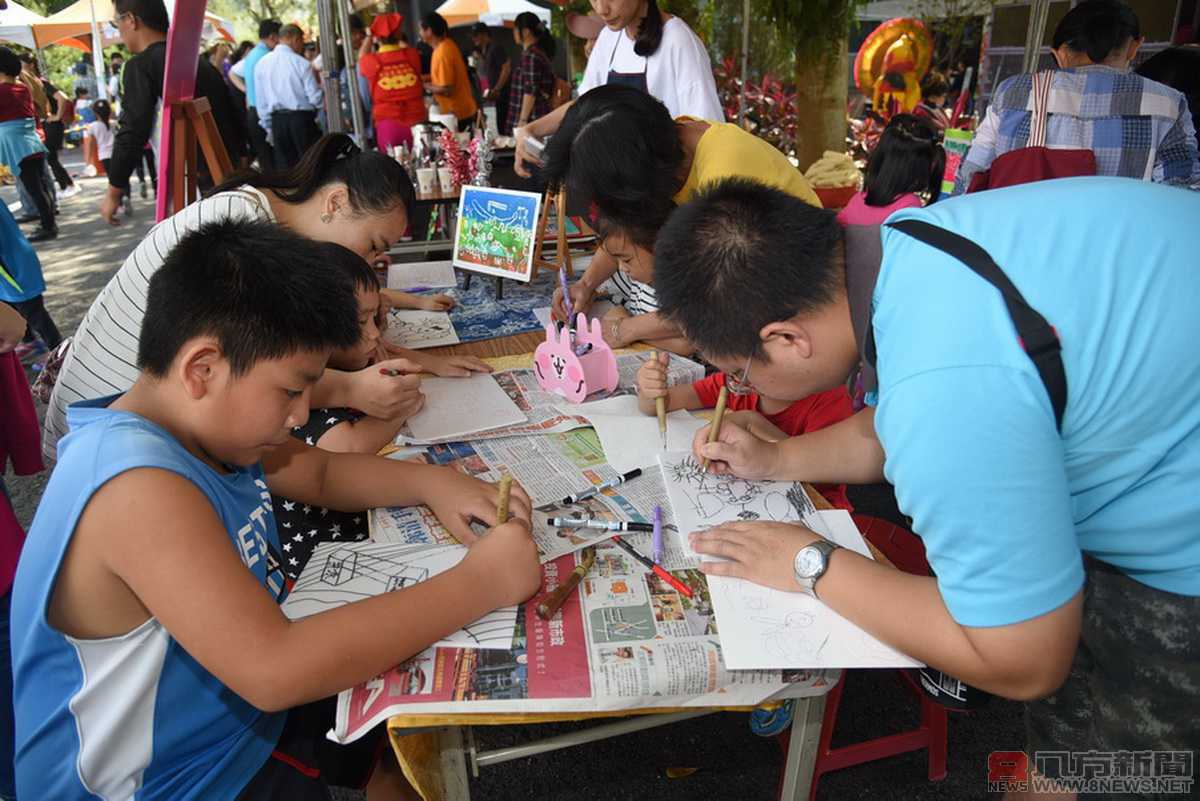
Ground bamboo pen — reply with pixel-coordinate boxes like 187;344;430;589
700;385;728;472
535;547;596;620
654;351;668;450
496;474;513;524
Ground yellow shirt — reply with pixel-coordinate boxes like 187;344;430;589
430;39;477;121
672;118;822;208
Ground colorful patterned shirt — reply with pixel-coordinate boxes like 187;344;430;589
954;66;1199;193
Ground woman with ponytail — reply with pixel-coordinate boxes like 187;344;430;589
43;133;489;463
508;12;557;133
513;0;721;177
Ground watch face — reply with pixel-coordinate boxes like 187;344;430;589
795;547;824;578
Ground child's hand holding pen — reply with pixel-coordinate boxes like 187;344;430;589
635;351;671;416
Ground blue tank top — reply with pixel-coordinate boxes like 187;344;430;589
12;398;288;800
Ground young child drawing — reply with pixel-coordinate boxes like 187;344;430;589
11;219;541;800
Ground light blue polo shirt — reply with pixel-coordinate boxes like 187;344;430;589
240;41;270;109
869;177;1200;628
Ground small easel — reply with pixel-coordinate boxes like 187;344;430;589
532;189;574;280
168;97;233;214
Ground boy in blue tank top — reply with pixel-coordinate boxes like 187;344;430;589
11;219;541;801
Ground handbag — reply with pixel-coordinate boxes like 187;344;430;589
966;70;1096;193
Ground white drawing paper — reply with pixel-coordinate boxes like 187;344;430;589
403;374;528;442
281;541;519;650
571;395;708;474
386;260;458;290
658;452;921;670
383;309;460;350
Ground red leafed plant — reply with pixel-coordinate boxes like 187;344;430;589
712;55;799;158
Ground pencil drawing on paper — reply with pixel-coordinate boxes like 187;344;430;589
385;309;460;349
664;455;815;523
283;543;517;648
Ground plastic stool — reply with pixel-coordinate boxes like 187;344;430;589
777;515;950;800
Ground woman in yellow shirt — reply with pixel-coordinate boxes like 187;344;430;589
545;84;820;353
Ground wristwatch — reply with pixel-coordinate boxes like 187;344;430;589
793;539;841;599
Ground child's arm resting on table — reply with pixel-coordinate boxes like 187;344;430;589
82;469;539;713
263;438;531;544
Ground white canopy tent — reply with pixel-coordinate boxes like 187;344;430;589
0;0;48;49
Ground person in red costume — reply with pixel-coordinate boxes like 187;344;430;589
358;12;426;152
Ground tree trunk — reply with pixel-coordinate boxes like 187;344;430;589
792;35;848;172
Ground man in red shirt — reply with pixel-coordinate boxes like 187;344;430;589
637;354;854;510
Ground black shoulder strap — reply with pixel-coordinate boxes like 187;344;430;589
882;219;1067;431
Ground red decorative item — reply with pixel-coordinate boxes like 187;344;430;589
439;129;470;189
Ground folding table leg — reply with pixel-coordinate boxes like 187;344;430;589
779;696;827;801
436;726;472;801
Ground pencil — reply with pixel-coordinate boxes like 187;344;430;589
653;351;668;450
610;535;694;598
535;547;596;620
496;474;513;524
700;385;728;472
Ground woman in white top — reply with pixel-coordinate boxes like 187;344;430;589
514;0;722;328
514;0;722;176
43;133;488;463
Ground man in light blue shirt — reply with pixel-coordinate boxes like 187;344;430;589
652;176;1200;791
229;18;280;169
253;24;323;168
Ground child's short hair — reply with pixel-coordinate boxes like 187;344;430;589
654;179;843;361
138;219;361;377
318;241;380;293
864;114;945;207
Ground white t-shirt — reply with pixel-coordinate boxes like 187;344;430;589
43;187;276;464
86;120;115;160
578;16;723;122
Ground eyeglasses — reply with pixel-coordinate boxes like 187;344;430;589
725;353;755;396
109;11;132;27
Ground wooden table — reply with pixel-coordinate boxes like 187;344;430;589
384;341;890;801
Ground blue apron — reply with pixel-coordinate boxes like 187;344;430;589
606;33;649;93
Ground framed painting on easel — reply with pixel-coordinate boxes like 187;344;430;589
451;185;541;284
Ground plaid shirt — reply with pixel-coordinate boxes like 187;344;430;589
507;46;554;131
954;66;1199;193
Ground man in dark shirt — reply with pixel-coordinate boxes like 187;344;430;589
471;22;510;133
101;0;241;226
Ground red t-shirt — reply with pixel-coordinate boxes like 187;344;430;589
692;373;855;511
359;46;425;126
0;82;35;124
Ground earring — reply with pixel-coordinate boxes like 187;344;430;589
320;212;333;224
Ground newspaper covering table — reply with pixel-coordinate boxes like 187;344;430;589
332;535;836;744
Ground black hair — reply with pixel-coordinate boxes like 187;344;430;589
115;0;170;34
1051;0;1140;63
863;114;944;206
541;84;683;244
594;210;659;253
421;12;449;38
18;52;33;65
258;19;282;40
0;48;20;78
1136;47;1200;141
654;179;844;361
75;86;90;98
515;12;556;60
920;71;949;98
232;41;255;64
635;0;665;57
93;99;113;127
471;22;490;36
138;219;360;377
320;241;380;292
210;133;415;219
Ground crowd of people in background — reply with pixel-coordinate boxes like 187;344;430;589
0;1;1197;797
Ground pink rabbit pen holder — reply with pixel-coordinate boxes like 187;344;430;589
533;314;619;404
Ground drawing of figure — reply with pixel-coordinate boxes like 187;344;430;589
750;611;831;664
667;456;813;523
